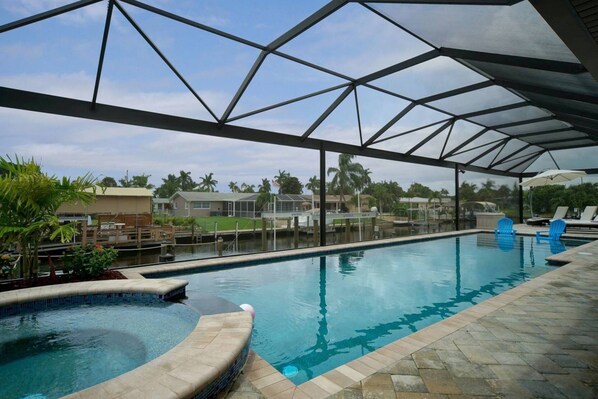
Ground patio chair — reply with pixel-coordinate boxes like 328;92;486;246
565;214;598;229
526;206;568;226
564;205;597;224
536;219;567;241
494;218;516;236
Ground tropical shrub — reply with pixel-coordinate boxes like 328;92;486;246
63;244;118;279
0;156;97;278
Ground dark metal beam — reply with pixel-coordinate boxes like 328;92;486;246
440;120;455;159
490;143;532;167
513;127;571;139
489;116;553;130
354;88;364;145
220;51;268;124
440;47;586;74
534;136;593;147
0;86;537;177
464;139;510;166
227;83;350;123
441;128;488;159
355;0;522;4
449;136;506;158
0;0;101;33
375;118;451;145
518;177;523;222
505;151;545;172
457;101;528;119
268;0;348;50
405;119;454;155
114;2;219;121
530;0;598;81
548;151;560;169
355;50;439;85
418;81;493;104
302;85;354;140
493;146;542;168
91;0;114;109
121;0;265;51
362;102;416;146
320;145;326;246
454;165;460;231
543;142;598;151
495;79;598;105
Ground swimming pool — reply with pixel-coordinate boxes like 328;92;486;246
0;300;199;399
172;233;579;384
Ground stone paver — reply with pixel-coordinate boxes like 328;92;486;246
229;235;598;399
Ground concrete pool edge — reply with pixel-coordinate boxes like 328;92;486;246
117;229;482;279
238;238;598;398
0;280;254;399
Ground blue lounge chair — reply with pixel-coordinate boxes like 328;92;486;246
536;219;566;241
494;218;516;236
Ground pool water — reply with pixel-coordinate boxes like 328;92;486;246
0;301;199;399
175;234;581;384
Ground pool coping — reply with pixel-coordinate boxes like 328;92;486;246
0;279;254;399
239;237;598;398
118;229;481;279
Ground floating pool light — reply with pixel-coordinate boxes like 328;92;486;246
282;365;299;378
240;303;255;319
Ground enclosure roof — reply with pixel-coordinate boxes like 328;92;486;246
0;0;597;177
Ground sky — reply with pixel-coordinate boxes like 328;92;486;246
1;0;597;194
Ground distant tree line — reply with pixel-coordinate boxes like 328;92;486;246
101;157;596;216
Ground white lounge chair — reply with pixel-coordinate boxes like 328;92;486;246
526;206;568;226
565;209;598;229
564;206;597;223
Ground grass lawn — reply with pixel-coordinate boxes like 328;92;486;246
195;216;262;232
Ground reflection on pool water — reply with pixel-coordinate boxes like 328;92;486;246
0;301;199;399
173;234;584;384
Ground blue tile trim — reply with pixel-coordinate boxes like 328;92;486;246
0;292;170;318
194;340;251;399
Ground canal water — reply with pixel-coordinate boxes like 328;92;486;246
113;221;465;268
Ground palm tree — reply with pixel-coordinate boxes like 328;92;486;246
241;183;255;193
179;171;195;191
274;170;290;193
229;181;240;193
155;173;180;198
258;178;271;194
0;156;97;278
306;175;320;194
327;154;366;211
199;173;218;192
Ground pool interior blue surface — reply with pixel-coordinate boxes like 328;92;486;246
173;234;585;384
0;301;199;399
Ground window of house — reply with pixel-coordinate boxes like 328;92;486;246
193;202;210;209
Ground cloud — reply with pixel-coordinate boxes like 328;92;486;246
2;1;106;25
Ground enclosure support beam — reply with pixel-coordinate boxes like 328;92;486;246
455;165;460;231
518;177;524;223
0;87;543;178
319;145;327;246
